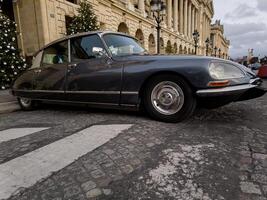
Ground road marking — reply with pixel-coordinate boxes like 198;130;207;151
0;127;50;143
0;124;132;199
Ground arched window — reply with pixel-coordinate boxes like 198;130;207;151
117;22;129;34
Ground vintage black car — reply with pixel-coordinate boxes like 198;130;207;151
11;31;266;122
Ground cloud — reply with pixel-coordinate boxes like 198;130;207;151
228;29;267;57
213;0;267;58
257;0;267;12
225;3;258;19
230;30;267;47
224;23;267;36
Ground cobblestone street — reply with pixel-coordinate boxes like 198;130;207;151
0;81;266;200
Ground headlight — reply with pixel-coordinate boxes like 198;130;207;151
209;62;246;80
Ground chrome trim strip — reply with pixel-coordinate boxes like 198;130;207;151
120;104;138;107
121;91;139;95
249;78;261;84
66;91;120;94
37;99;119;106
14;89;139;95
15;90;65;93
196;84;257;97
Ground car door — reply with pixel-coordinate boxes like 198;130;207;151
32;40;69;100
65;34;123;104
12;51;43;98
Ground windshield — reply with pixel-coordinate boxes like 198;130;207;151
103;34;146;56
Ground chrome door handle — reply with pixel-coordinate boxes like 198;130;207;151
34;69;42;73
68;63;77;69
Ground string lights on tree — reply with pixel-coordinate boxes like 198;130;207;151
0;0;27;90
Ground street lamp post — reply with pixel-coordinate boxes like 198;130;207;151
150;0;166;54
218;48;221;58
192;30;200;55
205;38;210;56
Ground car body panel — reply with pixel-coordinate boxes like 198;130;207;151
32;63;67;100
11;31;266;110
12;69;35;98
258;65;267;78
65;58;123;104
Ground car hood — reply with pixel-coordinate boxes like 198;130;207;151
234;62;257;78
112;54;257;79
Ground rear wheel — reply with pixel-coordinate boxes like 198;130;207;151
18;97;38;111
143;75;196;123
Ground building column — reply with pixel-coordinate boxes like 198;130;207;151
12;1;25;55
208;18;210;39
167;0;172;28
188;2;192;37
138;0;145;15
206;16;208;41
38;0;50;46
173;0;178;32
179;0;183;34
192;6;196;31
195;9;199;31
184;0;188;36
199;5;204;48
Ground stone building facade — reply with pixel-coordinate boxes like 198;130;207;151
8;0;229;58
210;20;230;59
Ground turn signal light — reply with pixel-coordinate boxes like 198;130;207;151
208;80;230;87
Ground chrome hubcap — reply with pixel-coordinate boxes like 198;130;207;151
151;81;184;115
20;97;31;107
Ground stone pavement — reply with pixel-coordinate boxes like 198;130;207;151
0;80;266;200
0;90;19;114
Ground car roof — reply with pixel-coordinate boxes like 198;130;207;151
35;31;133;56
33;31;230;64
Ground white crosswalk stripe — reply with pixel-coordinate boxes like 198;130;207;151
0;127;50;143
0;124;133;200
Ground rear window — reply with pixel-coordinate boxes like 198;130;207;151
42;41;68;66
31;51;43;69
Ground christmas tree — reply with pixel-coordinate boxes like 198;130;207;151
0;0;27;90
165;43;173;54
67;0;99;35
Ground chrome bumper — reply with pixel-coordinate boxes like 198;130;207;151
196;78;262;97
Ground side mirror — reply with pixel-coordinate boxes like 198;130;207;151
92;47;106;58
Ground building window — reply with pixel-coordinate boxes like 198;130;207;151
66;0;78;4
2;0;15;20
99;22;106;31
65;15;73;34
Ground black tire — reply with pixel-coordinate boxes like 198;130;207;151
17;97;38;111
143;74;196;123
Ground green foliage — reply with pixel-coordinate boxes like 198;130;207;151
0;2;27;90
67;0;99;35
165;43;173;54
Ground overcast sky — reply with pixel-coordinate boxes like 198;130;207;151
213;0;267;59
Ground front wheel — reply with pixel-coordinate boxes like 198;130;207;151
143;75;196;123
18;97;38;111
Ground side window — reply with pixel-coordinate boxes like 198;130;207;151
31;51;43;69
42;41;68;66
71;34;107;61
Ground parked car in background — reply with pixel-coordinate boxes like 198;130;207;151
11;31;267;122
250;63;262;76
258;64;267;78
